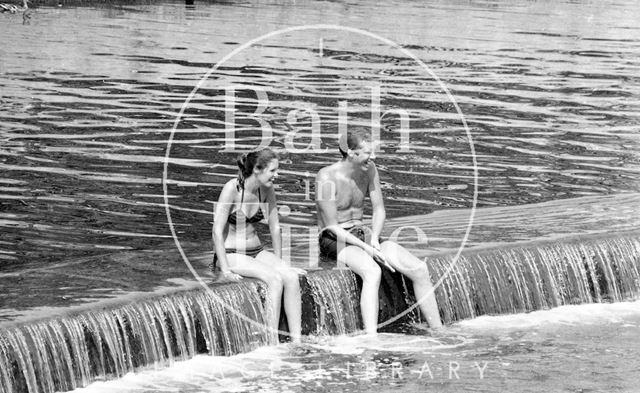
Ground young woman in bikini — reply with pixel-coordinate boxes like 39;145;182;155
212;148;305;343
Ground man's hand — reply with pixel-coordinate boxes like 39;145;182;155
369;246;395;273
370;236;381;251
291;267;307;275
369;236;395;272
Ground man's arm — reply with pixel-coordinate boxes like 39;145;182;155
368;164;386;248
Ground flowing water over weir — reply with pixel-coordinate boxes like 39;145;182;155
0;282;272;393
303;270;361;336
432;231;640;323
1;231;639;393
0;272;364;393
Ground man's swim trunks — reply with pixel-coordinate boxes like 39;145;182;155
318;225;368;260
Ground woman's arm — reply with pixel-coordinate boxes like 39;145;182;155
265;185;282;260
212;181;237;275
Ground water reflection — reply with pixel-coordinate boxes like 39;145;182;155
0;0;639;267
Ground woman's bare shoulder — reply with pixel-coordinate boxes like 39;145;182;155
218;178;239;200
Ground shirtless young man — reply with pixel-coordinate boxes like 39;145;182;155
315;129;442;334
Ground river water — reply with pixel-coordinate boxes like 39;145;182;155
73;300;640;393
2;1;640;392
1;0;639;268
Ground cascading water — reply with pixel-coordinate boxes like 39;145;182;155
303;269;361;336
1;231;639;393
0;281;273;393
430;231;640;323
0;271;369;393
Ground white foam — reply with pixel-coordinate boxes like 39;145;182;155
72;345;295;393
305;332;471;355
73;301;640;392
456;299;640;330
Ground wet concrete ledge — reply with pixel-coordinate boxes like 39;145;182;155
2;229;640;393
2;228;640;331
0;267;415;333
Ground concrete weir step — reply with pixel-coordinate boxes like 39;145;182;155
0;267;417;393
1;228;640;393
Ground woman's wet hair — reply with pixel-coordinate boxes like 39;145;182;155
237;148;278;187
339;129;371;158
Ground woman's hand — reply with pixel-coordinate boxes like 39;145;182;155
218;270;242;282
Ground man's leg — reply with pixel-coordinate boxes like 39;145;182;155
338;246;382;335
380;241;443;328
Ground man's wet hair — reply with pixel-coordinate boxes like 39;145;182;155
338;129;371;158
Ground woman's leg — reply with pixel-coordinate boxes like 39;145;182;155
337;246;382;335
227;253;284;336
254;251;303;343
379;241;443;328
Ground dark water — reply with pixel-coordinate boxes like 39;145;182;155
1;0;639;268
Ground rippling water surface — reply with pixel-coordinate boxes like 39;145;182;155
1;0;639;267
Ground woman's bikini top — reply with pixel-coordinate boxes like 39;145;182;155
227;183;265;225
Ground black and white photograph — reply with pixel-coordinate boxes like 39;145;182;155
1;1;639;392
